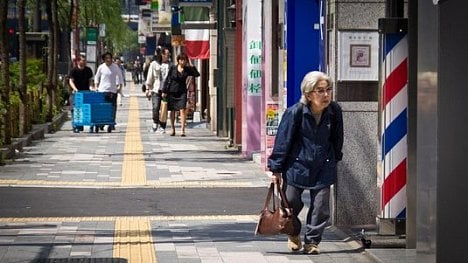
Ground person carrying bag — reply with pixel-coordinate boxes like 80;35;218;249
267;71;344;254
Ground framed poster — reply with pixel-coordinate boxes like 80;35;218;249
338;31;379;81
350;44;371;67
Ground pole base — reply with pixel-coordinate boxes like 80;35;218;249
377;217;406;236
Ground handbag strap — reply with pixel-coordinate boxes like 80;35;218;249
275;183;291;209
263;183;291;210
263;183;275;210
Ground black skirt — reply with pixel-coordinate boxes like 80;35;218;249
167;91;187;111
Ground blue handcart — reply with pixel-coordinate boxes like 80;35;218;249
72;91;116;133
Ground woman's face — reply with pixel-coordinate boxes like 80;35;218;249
306;80;332;111
178;58;187;66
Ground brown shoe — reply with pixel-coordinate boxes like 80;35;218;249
287;235;302;252
303;243;320;254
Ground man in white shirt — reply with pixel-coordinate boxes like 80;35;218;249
93;52;124;131
145;47;172;133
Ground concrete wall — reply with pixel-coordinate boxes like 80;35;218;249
329;0;384;226
334;102;379;226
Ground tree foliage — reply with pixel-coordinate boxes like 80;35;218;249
79;0;138;54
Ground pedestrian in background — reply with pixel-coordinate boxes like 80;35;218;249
68;54;93;133
114;57;126;106
146;47;172;133
162;52;200;137
267;71;344;255
93;52;124;131
133;59;142;84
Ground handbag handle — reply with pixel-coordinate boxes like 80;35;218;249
262;183;290;211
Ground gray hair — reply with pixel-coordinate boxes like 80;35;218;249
299;71;331;104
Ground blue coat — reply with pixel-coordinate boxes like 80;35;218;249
267;102;344;189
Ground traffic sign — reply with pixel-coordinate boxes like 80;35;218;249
86;27;98;45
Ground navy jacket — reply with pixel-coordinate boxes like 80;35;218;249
267;102;344;189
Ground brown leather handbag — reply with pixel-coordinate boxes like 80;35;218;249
255;183;298;236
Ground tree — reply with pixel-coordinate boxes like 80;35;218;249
17;0;29;136
79;0;138;55
44;0;59;122
57;0;74;71
0;0;12;146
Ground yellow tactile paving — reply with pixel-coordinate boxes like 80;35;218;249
121;83;147;185
113;217;156;263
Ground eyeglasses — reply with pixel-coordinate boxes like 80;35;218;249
311;88;333;96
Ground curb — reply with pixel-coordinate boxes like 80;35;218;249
0;110;68;162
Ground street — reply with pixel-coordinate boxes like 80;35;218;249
0;187;265;217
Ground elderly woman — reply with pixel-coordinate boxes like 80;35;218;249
267;71;344;254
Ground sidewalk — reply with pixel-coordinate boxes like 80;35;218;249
0;83;414;262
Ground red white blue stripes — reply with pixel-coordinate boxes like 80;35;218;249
381;33;408;219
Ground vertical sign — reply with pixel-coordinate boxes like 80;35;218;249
242;0;263;157
247;40;262;95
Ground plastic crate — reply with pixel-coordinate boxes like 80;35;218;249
90;103;114;123
74;91;106;106
73;103;114;126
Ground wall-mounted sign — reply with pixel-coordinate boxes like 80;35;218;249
337;31;379;81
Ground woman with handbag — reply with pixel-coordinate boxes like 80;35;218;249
267;71;344;254
161;52;200;137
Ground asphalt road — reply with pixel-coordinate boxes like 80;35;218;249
0;187;267;217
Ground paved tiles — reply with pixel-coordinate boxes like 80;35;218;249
0;217;376;263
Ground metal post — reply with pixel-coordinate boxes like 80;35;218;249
216;0;226;136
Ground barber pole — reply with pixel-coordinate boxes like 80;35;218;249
381;32;408;219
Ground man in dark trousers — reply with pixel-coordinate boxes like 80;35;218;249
69;54;93;133
145;47;172;133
